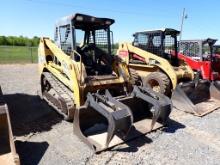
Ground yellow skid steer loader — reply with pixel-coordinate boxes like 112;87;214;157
117;28;220;116
38;14;172;152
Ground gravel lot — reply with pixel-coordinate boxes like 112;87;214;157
0;64;220;165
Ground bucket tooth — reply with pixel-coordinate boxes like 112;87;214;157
172;80;220;116
150;107;161;130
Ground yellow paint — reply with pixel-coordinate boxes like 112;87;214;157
38;38;131;107
117;43;194;89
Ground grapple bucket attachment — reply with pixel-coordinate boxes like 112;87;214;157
172;80;220;116
0;87;20;165
74;86;171;152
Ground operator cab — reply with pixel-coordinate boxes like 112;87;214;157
213;45;220;54
54;13;115;76
133;28;180;66
179;39;217;61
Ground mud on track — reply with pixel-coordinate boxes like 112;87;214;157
0;64;219;165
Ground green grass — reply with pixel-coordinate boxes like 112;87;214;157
0;46;38;64
0;46;118;64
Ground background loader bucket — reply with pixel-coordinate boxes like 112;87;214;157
74;87;171;152
0;87;20;165
172;80;220;116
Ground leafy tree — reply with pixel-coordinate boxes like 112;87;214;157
0;35;40;46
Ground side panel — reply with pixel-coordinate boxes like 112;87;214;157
178;52;220;81
117;43;179;89
38;38;82;107
38;38;49;74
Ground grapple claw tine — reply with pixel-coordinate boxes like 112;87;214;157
105;119;116;147
150;108;161;130
131;85;171;130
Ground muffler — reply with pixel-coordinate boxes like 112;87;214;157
172;80;220;116
74;86;172;152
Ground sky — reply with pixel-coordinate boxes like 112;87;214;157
1;0;220;43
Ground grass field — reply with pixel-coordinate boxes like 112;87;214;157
0;46;118;64
0;46;38;64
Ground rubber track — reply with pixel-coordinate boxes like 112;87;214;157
42;72;74;120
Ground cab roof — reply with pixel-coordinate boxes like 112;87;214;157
134;28;180;35
180;38;217;45
55;13;115;30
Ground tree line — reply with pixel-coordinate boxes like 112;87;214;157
0;35;120;48
0;36;40;47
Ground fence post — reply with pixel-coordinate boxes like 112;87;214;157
30;47;33;63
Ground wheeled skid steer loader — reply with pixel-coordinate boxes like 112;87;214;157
0;86;20;165
117;28;220;116
38;13;172;152
178;38;220;81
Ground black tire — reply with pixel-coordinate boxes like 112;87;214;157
129;68;142;86
143;72;171;96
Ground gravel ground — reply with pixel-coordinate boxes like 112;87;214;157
0;64;220;165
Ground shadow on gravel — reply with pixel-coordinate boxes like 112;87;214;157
112;129;153;153
3;93;63;136
113;118;186;152
113;136;153;152
162;118;186;133
15;140;49;165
